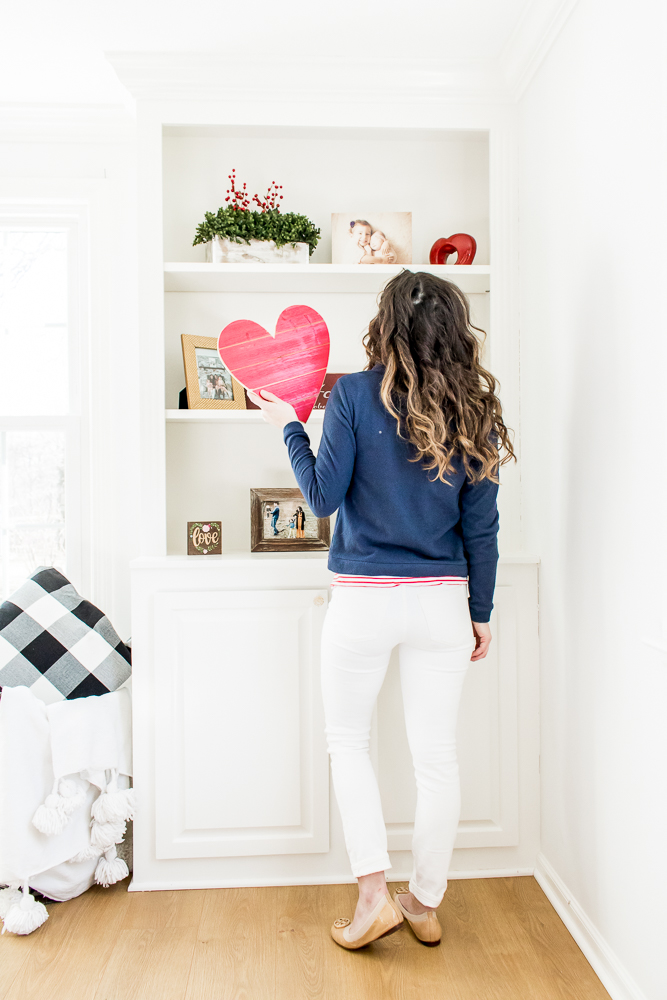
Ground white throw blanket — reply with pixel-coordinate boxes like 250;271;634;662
48;685;132;789
0;684;133;934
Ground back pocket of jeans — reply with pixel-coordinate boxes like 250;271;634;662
326;588;385;641
415;586;473;647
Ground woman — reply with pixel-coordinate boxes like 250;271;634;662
215;375;230;400
295;506;306;538
248;271;515;951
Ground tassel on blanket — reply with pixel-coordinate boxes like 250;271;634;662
95;845;128;887
0;885;22;919
32;776;88;836
90;818;126;849
91;769;135;824
67;772;130;862
1;883;48;935
32;780;68;836
57;777;88;816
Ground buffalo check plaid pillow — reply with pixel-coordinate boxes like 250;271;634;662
0;567;131;704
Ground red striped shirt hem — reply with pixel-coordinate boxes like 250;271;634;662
331;574;467;588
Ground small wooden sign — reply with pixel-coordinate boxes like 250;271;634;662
187;521;222;555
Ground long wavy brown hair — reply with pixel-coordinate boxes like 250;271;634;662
364;270;515;484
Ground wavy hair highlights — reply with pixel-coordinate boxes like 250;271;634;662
363;270;516;484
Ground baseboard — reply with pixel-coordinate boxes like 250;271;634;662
128;866;535;893
446;867;534;880
534;854;648;1000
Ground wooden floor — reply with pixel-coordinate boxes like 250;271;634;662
0;876;610;1000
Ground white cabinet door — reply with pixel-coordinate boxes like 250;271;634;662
153;588;329;859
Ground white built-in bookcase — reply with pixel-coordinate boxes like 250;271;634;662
119;86;537;891
160;125;501;556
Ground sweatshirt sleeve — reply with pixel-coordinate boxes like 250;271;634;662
458;471;500;623
282;379;356;518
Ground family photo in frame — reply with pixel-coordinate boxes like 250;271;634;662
181;333;246;410
250;488;330;553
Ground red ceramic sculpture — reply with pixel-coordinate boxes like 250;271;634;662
218;305;330;423
429;234;477;265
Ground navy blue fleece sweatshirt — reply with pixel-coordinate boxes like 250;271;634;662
283;366;500;622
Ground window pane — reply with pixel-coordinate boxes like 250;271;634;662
0;430;66;600
0;230;69;415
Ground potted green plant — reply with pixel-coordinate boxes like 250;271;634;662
193;170;320;264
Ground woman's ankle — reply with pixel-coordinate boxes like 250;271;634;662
359;886;388;905
357;871;387;903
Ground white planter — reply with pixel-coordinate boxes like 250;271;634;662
205;237;309;264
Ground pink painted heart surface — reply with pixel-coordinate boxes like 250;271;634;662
218;305;330;423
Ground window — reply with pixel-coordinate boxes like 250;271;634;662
0;216;85;600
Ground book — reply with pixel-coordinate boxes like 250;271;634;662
245;373;348;412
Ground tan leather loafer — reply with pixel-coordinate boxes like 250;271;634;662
393;887;442;946
331;891;403;949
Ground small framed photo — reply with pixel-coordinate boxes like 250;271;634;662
181;334;246;410
250;488;330;553
331;213;412;265
187;521;222;555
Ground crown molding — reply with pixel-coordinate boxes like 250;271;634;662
500;0;581;99
0;103;134;143
0;0;581;139
105;51;506;106
106;1;580;110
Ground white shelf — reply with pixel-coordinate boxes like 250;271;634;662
163;262;491;294
165;408;325;424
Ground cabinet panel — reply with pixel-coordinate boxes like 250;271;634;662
154;588;329;858
376;584;519;849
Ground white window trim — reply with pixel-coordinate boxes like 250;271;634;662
0;185;112;611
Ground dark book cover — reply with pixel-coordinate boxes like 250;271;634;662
245;374;348;413
313;373;346;409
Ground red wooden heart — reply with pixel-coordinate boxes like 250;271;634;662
429;233;477;265
218;305;330;423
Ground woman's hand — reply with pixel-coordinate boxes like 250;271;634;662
247;389;299;429
471;621;492;661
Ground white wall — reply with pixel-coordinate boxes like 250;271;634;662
519;2;667;998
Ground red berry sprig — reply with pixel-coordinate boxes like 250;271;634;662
224;168;251;211
252;180;284;213
223;171;285;213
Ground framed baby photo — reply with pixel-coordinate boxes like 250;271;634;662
331;213;412;266
250;488;330;553
181;334;246;410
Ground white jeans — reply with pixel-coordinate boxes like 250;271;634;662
321;583;475;907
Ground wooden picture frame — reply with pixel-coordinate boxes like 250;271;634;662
181;334;246;410
250;488;330;553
